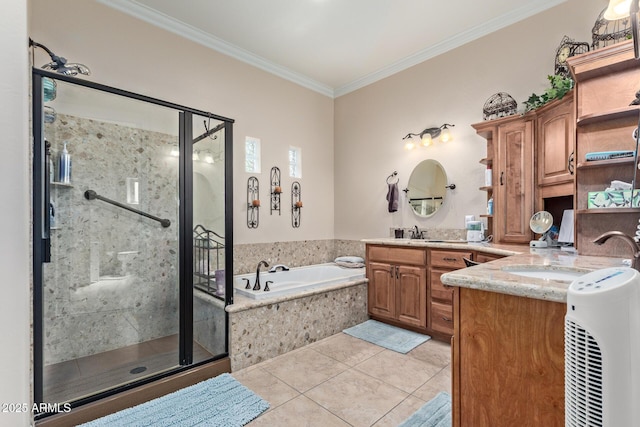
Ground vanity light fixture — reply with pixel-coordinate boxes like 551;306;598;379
29;38;91;76
402;124;455;150
604;0;640;58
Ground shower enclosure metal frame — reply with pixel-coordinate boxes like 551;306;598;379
31;68;234;415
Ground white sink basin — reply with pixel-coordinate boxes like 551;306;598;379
501;266;589;282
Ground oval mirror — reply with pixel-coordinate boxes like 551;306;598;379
406;159;447;217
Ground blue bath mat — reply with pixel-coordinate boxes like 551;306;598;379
343;320;430;353
79;373;269;427
399;392;452;427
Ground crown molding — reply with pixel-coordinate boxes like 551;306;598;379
335;0;567;97
97;0;335;97
98;0;566;99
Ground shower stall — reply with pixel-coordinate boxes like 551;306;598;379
32;68;233;417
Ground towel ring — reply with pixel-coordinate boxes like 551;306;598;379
386;171;399;184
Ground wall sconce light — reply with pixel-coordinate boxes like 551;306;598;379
604;0;640;58
402;124;455;150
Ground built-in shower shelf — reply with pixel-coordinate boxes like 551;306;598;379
51;181;73;188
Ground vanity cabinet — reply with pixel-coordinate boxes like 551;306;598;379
473;115;534;244
366;245;427;329
428;250;471;337
567;41;640;257
452;287;565;426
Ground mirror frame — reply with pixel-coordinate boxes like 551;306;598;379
406;159;447;218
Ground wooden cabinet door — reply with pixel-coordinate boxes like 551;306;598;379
367;262;396;320
496;119;534;243
396;265;427;328
537;96;574;187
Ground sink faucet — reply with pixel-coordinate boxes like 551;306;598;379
411;225;422;239
254;260;269;290
593;231;640;271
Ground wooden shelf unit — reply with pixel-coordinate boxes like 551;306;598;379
568;40;640;257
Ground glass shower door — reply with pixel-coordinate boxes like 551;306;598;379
38;78;184;404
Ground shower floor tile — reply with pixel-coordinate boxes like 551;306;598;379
43;335;213;404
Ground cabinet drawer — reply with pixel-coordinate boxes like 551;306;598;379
476;253;503;263
430;270;453;303
430;250;472;269
367;245;426;266
431;301;454;335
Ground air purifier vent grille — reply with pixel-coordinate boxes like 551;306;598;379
565;318;604;427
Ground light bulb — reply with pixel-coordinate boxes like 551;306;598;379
170;146;179;157
421;133;432;147
440;127;452;143
604;0;633;20
204;153;214;164
404;137;415;150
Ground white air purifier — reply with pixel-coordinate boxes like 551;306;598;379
565;267;640;426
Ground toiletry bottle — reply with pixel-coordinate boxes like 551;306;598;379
58;142;71;184
485;165;492;186
487;197;493;215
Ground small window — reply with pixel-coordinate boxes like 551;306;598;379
289;146;302;178
245;137;261;173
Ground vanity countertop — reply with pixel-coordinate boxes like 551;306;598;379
361;237;528;256
362;238;628;303
440;250;627;303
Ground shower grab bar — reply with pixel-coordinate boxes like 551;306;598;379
84;190;171;228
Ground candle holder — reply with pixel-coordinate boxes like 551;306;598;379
291;181;302;228
247;176;259;228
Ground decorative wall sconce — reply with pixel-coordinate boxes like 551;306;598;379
291;181;302;228
402;124;455;150
247;176;259;229
270;166;282;215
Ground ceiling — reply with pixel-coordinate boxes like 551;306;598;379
98;0;568;97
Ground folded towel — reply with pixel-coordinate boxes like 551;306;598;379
335;261;365;268
335;256;364;264
386;182;399;212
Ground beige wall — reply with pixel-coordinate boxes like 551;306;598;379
30;0;335;246
1;0;31;425
334;0;605;240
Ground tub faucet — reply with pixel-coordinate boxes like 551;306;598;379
254;260;269;290
268;264;290;273
593;231;640;271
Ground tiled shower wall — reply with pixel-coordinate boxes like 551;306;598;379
44;113;182;364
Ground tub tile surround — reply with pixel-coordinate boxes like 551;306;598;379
233;239;365;274
228;281;368;371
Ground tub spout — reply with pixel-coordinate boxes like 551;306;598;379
254;260;269;291
268;264;290;273
593;231;640;271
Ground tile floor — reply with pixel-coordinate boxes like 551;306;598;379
232;332;452;427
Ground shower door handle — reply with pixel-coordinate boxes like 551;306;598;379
43;140;52;262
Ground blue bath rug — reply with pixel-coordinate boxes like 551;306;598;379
79;373;269;427
399;391;452;427
343;320;430;353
